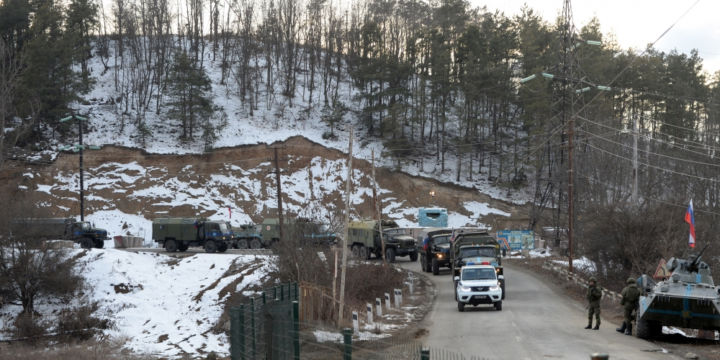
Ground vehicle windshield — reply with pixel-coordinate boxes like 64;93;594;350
218;223;229;231
462;268;496;281
434;235;451;245
460;248;496;258
384;228;407;235
79;222;91;230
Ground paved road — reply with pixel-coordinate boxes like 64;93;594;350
398;259;680;360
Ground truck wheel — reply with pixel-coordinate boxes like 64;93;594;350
80;238;94;250
351;245;360;259
236;240;248;249
494;301;503;311
359;246;370;260
432;258;440;275
409;251;418;262
501;280;506;300
386;247;396;263
457;302;465;312
165;240;178;252
94;239;105;249
635;313;649;339
204;240;218;253
178;244;189;252
420;255;426;271
250;239;261;250
218;242;229;253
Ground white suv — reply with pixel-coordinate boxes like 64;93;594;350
454;264;503;312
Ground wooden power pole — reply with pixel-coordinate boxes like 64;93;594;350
371;150;386;264
339;127;353;324
267;144;287;240
568;119;575;274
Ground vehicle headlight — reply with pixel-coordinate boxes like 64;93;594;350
460;286;471;292
437;254;443;259
489;285;500;291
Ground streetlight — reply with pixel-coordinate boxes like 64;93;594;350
59;114;99;221
429;191;435;207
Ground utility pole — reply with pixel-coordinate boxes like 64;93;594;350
267;144;287;240
567;119;575;274
59;114;99;221
371;150;386;264
339;127;353;324
632;115;638;205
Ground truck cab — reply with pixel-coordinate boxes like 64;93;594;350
418;228;453;275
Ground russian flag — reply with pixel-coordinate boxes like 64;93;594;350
422;236;429;251
685;200;696;248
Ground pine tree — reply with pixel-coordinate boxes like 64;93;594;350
166;50;214;140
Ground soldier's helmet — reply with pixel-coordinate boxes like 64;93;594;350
589;277;597;282
627;277;636;284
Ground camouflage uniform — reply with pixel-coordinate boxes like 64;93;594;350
620;278;641;335
585;277;602;329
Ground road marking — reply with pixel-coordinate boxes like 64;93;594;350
507;309;516;319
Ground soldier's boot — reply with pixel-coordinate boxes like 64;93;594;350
624;324;632;336
593;323;600;330
584;321;592;329
616;322;626;333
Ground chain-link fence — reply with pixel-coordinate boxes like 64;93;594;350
230;282;299;360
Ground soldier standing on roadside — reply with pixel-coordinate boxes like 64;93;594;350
617;277;641;335
585;277;602;330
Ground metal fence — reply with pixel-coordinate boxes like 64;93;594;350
230;282;300;360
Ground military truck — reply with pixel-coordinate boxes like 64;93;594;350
450;230;505;299
233;223;263;249
152;217;233;253
635;246;720;338
260;218;337;247
418;228;453;275
24;218;109;249
347;220;417;263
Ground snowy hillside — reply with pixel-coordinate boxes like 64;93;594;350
0;249;268;358
24;146;512;247
48;41;532;205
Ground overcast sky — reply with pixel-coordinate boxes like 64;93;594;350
472;0;720;77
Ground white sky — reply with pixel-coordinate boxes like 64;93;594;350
472;0;720;76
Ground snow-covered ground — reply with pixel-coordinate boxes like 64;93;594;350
25;156;512;247
0;249;269;358
551;256;596;272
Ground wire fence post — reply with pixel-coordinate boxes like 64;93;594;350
293;301;300;360
343;328;352;360
421;348;430;360
230;307;240;360
250;297;256;359
281;283;285;301
238;304;246;359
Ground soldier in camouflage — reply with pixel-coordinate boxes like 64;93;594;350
617;277;641;335
585;277;602;330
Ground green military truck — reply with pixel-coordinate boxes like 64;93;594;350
418;228;453;275
233;223;263;249
450;230;505;299
152;217;233;253
26;218;109;249
347;220;417;263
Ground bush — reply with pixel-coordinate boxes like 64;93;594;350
55;302;114;341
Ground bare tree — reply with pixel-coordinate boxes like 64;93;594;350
0;39;36;171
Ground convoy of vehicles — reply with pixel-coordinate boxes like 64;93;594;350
347;219;418;263
24;218;110;249
450;229;505;299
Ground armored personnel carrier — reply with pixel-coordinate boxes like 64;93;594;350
636;246;720;338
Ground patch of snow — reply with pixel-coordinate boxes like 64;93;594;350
551;256;596;272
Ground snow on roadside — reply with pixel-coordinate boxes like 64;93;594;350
551;256;596;272
0;249;269;358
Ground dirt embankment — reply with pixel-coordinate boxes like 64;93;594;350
0;136;527;226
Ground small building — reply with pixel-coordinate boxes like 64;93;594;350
418;208;448;228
